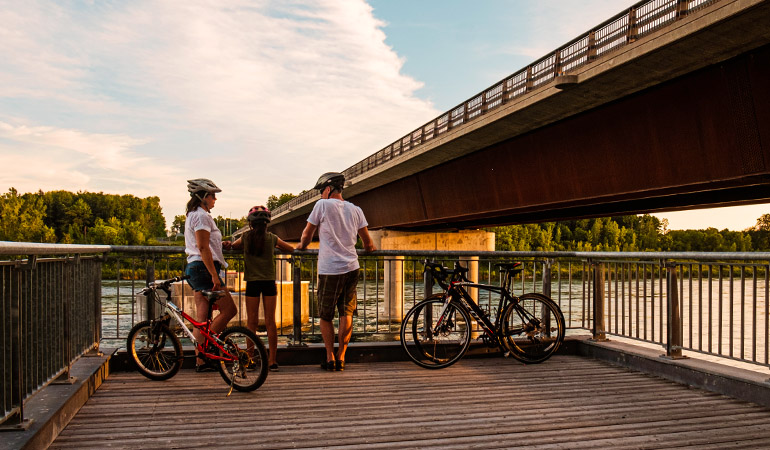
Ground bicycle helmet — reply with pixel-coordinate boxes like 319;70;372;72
187;178;222;196
313;172;345;192
247;205;271;223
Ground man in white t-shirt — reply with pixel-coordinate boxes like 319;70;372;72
296;172;376;371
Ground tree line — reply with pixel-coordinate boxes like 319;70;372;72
2;188;768;252
492;214;770;252
0;188;166;245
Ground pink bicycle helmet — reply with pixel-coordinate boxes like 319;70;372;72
247;205;271;223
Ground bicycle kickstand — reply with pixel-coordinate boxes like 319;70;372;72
226;373;235;397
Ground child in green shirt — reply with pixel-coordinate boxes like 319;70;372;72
229;206;294;371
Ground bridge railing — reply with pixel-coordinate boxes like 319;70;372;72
4;243;768;427
0;242;107;429
95;246;769;370
273;0;722;216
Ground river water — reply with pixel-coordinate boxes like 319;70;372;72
99;277;768;366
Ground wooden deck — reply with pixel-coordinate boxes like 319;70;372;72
50;355;770;449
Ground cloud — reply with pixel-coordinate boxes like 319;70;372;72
0;121;149;170
0;0;438;222
501;0;636;61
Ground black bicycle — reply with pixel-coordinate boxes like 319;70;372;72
400;260;565;369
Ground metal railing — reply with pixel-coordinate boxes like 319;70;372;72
4;242;769;426
274;0;722;215
0;242;107;429
97;247;770;370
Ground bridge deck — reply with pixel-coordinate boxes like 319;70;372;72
50;356;770;449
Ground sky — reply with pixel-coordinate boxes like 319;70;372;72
0;0;766;232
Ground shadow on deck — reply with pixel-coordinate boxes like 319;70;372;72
5;337;770;449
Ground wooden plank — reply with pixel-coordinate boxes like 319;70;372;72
50;356;770;449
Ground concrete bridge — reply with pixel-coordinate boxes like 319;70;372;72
270;0;770;241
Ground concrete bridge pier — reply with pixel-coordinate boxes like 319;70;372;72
370;229;495;322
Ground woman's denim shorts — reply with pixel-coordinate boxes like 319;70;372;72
185;260;224;292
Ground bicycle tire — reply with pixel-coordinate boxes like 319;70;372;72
127;319;183;380
501;293;565;364
400;295;472;369
215;326;268;391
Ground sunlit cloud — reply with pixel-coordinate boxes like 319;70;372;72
0;0;438;221
0;121;149;170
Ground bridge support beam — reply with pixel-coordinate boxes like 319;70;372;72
369;230;495;322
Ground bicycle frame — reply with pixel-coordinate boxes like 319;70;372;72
443;282;513;338
148;290;235;362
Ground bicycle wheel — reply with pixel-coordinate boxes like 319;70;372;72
215;326;268;392
400;296;472;369
127;320;183;380
501;293;565;363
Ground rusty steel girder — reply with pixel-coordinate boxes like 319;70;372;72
271;42;770;240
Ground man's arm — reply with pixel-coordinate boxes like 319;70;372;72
295;222;317;250
358;226;376;252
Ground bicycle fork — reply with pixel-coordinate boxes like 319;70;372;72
431;297;455;335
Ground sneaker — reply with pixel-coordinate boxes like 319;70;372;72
268;363;279;372
320;360;335;371
335;360;345;371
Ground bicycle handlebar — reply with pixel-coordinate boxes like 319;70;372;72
423;260;470;286
139;275;190;295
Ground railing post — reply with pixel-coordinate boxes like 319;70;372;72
587;31;597;61
663;261;687;359
54;256;77;384
500;79;509;105
676;0;690;19
423;262;434;297
591;260;608;341
290;255;305;347
145;258;156;320
627;7;638;43
423;261;434;334
1;258;34;430
543;259;553;299
525;66;533;92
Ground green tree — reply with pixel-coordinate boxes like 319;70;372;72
0;188;56;242
171;215;186;236
4;188;166;244
749;214;770;250
267;193;297;211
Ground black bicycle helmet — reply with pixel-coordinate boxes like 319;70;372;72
247;205;271;223
313;172;345;192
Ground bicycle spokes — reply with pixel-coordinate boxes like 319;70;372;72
502;294;565;363
401;298;472;369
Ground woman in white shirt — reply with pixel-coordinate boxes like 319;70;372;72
184;178;237;372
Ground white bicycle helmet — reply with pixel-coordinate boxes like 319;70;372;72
187;178;221;199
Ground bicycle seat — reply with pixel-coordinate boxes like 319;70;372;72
495;262;523;274
201;290;226;304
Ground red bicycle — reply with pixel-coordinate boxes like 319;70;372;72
127;275;268;394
